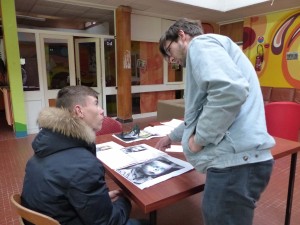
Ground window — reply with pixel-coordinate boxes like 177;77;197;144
18;32;39;91
104;38;116;87
167;63;183;83
131;41;163;85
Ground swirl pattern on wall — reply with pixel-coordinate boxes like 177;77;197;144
271;13;300;55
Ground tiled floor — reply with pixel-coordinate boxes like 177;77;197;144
0;113;299;225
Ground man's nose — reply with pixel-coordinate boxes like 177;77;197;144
99;108;104;116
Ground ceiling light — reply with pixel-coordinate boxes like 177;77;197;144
169;0;270;12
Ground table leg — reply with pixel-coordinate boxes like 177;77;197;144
149;211;157;225
284;153;297;225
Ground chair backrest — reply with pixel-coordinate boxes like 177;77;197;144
265;102;300;141
10;194;60;225
96;116;123;135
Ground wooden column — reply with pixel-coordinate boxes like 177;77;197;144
116;6;133;123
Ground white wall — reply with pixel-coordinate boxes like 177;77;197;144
131;14;163;42
24;92;43;134
130;14;176;41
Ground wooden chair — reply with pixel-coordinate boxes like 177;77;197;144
10;194;60;225
96;116;123;135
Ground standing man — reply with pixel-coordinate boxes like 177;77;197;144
22;85;148;225
156;18;275;225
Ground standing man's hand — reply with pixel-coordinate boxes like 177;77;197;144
155;135;172;151
188;134;203;153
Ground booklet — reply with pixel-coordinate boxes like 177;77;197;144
113;129;163;143
96;141;193;189
96;142;166;169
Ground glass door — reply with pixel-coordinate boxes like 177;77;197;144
75;38;102;107
39;34;75;106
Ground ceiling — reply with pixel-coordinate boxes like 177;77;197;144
13;0;300;31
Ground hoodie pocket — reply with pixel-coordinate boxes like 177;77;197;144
215;131;236;155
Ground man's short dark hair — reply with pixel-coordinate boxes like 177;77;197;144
56;85;99;110
159;18;204;58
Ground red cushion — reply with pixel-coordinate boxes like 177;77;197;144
265;102;300;141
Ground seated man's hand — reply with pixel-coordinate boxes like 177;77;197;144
109;189;122;202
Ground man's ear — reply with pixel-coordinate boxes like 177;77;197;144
74;105;84;118
178;30;185;40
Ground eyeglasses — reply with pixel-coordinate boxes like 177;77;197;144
165;40;174;56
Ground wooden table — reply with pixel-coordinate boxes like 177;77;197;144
96;134;205;225
270;136;299;225
96;134;300;225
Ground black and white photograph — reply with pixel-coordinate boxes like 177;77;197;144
117;156;183;184
96;142;193;189
116;156;193;189
121;145;147;154
96;145;112;152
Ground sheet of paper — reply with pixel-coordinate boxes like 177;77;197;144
165;145;183;152
96;142;166;170
96;141;124;152
143;125;174;136
161;119;183;128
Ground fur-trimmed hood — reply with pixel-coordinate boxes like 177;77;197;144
37;107;95;143
32;107;96;157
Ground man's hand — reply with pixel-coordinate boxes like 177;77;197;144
188;134;203;153
155;135;172;151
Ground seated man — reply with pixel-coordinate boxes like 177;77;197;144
22;85;148;225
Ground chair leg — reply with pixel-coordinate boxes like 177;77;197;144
19;217;25;225
284;153;297;225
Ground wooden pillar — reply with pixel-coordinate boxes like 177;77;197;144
116;6;133;123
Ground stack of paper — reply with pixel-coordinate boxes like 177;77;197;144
143;118;184;137
96;141;193;189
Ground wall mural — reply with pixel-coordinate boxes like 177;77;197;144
243;8;300;88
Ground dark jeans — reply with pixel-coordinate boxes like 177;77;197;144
202;159;274;225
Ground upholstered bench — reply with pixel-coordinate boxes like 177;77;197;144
156;87;300;122
261;86;300;104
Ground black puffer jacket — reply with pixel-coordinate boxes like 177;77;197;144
22;107;131;225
